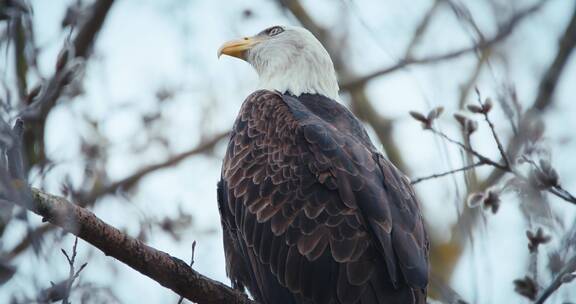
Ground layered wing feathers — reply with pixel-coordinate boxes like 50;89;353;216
218;90;428;304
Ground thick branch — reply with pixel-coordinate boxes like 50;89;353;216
533;3;576;111
73;0;114;59
22;0;114;121
13;188;255;304
18;0;115;169
13;14;28;100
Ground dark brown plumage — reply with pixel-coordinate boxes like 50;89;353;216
217;90;429;304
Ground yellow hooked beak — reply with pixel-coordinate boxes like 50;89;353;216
217;36;261;60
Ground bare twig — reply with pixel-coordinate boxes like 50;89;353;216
418;118;576;204
457;49;491;189
340;0;548;91
548;186;576;205
177;241;198;304
80;132;228;203
479;2;576;192
427;126;576;205
445;0;484;43
411;161;486;185
430;128;507;171
404;0;444;57
61;237;87;304
474;89;510;167
534;255;576;304
448;15;576;290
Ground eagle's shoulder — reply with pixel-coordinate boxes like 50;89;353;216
238;90;374;150
233;89;295;133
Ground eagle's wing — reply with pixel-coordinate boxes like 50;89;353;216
218;90;428;304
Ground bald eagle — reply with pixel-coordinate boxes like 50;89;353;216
217;25;428;304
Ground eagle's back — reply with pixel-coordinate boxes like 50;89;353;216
218;90;428;304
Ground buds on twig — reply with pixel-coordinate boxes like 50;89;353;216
513;276;538;300
529;159;559;189
467;187;501;213
454;113;478;135
467;97;493;114
409;106;444;129
526;228;551;253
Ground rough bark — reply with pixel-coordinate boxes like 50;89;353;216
13;187;256;304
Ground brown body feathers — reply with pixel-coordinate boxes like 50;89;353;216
218;90;428;304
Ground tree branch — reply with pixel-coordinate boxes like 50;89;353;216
10;187;256;304
411;161;486;185
475;92;510;168
4;223;52;261
534;255;576;304
5;131;229;261
430;128;508;171
22;0;114;122
340;0;547;91
533;2;576;111
73;0;114;59
438;6;576;288
478;1;576;192
80;131;229;203
17;0;115;169
404;0;443;58
426;125;576;205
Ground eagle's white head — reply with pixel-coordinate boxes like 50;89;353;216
218;25;339;100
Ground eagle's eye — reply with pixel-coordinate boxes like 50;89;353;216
266;26;284;36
